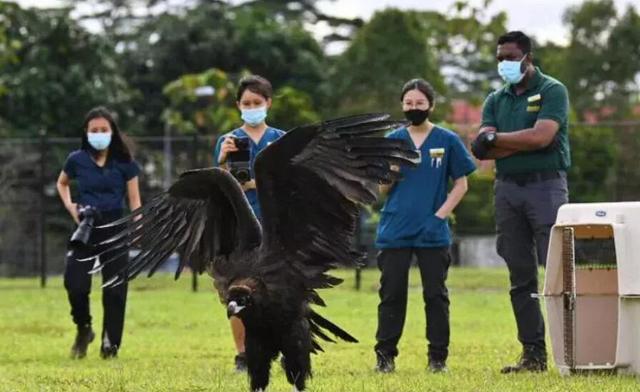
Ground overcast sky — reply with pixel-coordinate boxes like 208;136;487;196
13;0;640;47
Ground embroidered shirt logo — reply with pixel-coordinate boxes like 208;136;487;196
429;148;445;168
527;94;541;112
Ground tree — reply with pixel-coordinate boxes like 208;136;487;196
329;9;446;119
162;68;239;135
162;68;320;135
414;1;508;102
233;0;363;43
268;85;321;130
0;3;22;100
68;0;362;47
115;2;327;132
561;0;640;119
0;5;136;137
567;124;617;202
327;3;508;118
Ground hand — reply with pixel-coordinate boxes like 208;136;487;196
218;137;239;164
241;179;256;191
471;131;497;160
434;211;447;220
66;203;80;225
379;165;400;195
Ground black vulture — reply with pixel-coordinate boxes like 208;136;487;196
90;113;418;391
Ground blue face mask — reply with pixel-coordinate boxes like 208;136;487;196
241;107;268;126
87;132;112;151
498;56;526;84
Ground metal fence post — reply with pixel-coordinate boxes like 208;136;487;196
191;133;199;293
163;121;173;190
39;130;47;288
355;209;362;291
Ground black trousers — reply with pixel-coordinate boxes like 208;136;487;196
374;247;451;361
63;209;128;350
495;174;568;354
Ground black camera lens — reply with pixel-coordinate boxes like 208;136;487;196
69;206;99;250
78;205;97;220
234;168;251;184
227;137;252;184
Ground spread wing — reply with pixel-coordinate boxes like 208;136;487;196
91;167;261;287
254;113;418;288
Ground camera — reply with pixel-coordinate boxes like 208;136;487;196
69;205;100;251
227;137;251;184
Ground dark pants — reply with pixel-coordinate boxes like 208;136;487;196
374;247;451;361
495;174;568;354
63;209;128;350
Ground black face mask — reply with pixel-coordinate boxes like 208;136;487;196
403;109;430;126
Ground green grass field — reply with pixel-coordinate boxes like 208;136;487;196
0;267;637;391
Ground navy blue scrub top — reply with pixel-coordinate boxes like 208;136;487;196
213;127;285;220
63;149;140;212
375;126;476;249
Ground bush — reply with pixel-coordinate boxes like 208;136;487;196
453;172;495;235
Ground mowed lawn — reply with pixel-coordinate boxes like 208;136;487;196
0;267;637;391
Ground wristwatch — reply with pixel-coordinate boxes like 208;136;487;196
484;132;497;147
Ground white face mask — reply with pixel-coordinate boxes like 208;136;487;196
498;56;526;84
87;132;112;150
241;107;268;126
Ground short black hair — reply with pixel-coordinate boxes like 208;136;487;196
497;31;532;54
80;106;133;162
236;75;273;101
400;78;436;107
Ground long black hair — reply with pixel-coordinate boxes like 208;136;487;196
80;106;133;162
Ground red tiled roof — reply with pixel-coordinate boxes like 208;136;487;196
448;99;483;124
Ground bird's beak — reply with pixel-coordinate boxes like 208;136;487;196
227;301;245;318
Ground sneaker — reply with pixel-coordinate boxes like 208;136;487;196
428;359;448;373
70;325;95;359
235;352;247;372
374;351;395;373
501;347;547;374
100;345;118;359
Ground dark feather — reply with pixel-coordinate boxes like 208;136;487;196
309;310;358;343
91;113;417;392
93;168;261;283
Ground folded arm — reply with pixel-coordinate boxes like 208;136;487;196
494;119;560;151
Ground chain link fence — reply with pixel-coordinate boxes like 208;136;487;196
1;121;639;281
0;134;217;283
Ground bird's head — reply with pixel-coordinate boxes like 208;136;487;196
226;284;254;319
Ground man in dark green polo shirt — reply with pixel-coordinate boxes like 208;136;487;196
472;31;570;373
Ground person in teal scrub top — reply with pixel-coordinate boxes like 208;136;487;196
374;78;476;374
213;75;285;372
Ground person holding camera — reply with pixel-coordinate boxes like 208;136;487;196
56;106;141;359
373;79;476;374
213;75;285;371
471;31;570;373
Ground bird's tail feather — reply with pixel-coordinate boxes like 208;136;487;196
309;310;358;343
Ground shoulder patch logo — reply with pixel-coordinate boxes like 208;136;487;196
527;94;541;102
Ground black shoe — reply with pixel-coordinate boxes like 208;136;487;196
374;351;395;373
70;325;95;359
501;347;547;374
428;359;448;373
100;345;118;359
234;352;247;372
